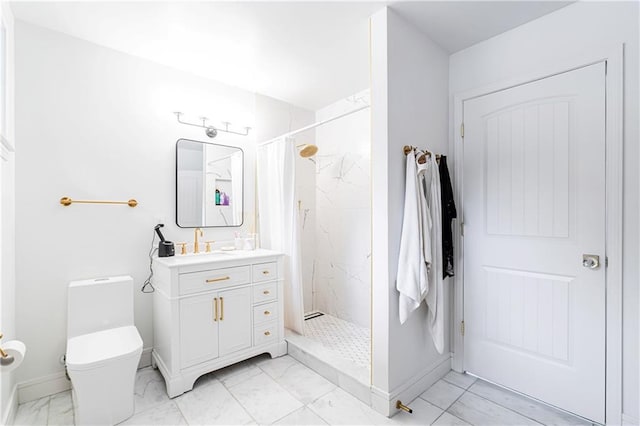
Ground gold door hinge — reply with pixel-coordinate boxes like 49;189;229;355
460;320;465;336
460;123;464;139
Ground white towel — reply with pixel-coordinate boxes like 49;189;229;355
396;150;430;324
419;154;444;354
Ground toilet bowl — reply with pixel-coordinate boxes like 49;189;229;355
66;276;142;425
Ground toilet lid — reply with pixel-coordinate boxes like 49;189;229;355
66;326;142;371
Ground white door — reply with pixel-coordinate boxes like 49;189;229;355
463;62;606;423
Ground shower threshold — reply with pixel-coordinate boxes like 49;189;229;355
285;312;371;404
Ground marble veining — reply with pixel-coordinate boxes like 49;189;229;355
175;378;253;425
308;387;392;425
448;393;542;426
443;370;478;389
122;401;186;426
273;406;329;425
420;379;466;410
133;366;170;414
467;381;591;426
259;356;336;404
13;392;53;426
432;412;473;426
309;90;372;329
226;372;304;424
13;356;590;426
47;391;74;426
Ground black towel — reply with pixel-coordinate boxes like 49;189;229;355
439;156;457;278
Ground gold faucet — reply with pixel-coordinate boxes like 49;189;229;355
194;228;203;253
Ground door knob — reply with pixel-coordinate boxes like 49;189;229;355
582;254;600;269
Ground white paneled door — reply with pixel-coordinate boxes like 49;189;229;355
463;63;606;423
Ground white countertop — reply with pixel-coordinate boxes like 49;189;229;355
153;248;283;268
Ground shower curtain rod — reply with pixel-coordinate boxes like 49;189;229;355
258;104;370;147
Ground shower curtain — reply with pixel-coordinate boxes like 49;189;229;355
257;137;304;335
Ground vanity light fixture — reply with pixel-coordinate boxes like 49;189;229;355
173;112;251;139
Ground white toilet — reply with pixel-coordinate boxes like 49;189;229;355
66;276;142;425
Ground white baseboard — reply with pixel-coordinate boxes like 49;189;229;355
17;371;71;404
17;347;154;405
371;353;451;417
622;413;639;425
2;383;19;426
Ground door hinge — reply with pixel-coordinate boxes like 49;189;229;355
460;122;464;139
605;256;609;267
460;320;465;336
460;222;464;237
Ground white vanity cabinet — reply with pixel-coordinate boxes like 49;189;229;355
151;250;286;397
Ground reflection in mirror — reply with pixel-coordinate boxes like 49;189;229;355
176;139;244;227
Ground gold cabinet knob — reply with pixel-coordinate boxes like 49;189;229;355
262;270;270;275
263;290;270;295
264;310;271;315
264;331;271;336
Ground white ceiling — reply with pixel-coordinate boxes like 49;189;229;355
392;1;572;54
10;1;571;110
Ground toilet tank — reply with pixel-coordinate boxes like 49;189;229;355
68;276;135;339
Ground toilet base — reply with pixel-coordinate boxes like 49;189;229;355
68;348;142;425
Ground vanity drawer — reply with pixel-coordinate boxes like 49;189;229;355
253;282;277;304
253;301;278;325
252;262;277;282
254;321;278;346
179;266;251;295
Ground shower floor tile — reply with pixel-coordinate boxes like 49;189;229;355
303;313;370;368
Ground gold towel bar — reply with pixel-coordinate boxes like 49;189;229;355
60;197;138;207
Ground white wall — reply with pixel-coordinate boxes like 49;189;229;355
448;1;639;421
370;7;450;413
0;2;17;423
14;21;313;399
313;90;371;328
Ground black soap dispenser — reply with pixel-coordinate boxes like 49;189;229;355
155;224;175;257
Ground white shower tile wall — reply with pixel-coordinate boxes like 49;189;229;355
296;145;317;314
312;89;371;329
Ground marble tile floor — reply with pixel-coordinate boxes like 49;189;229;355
13;356;593;426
